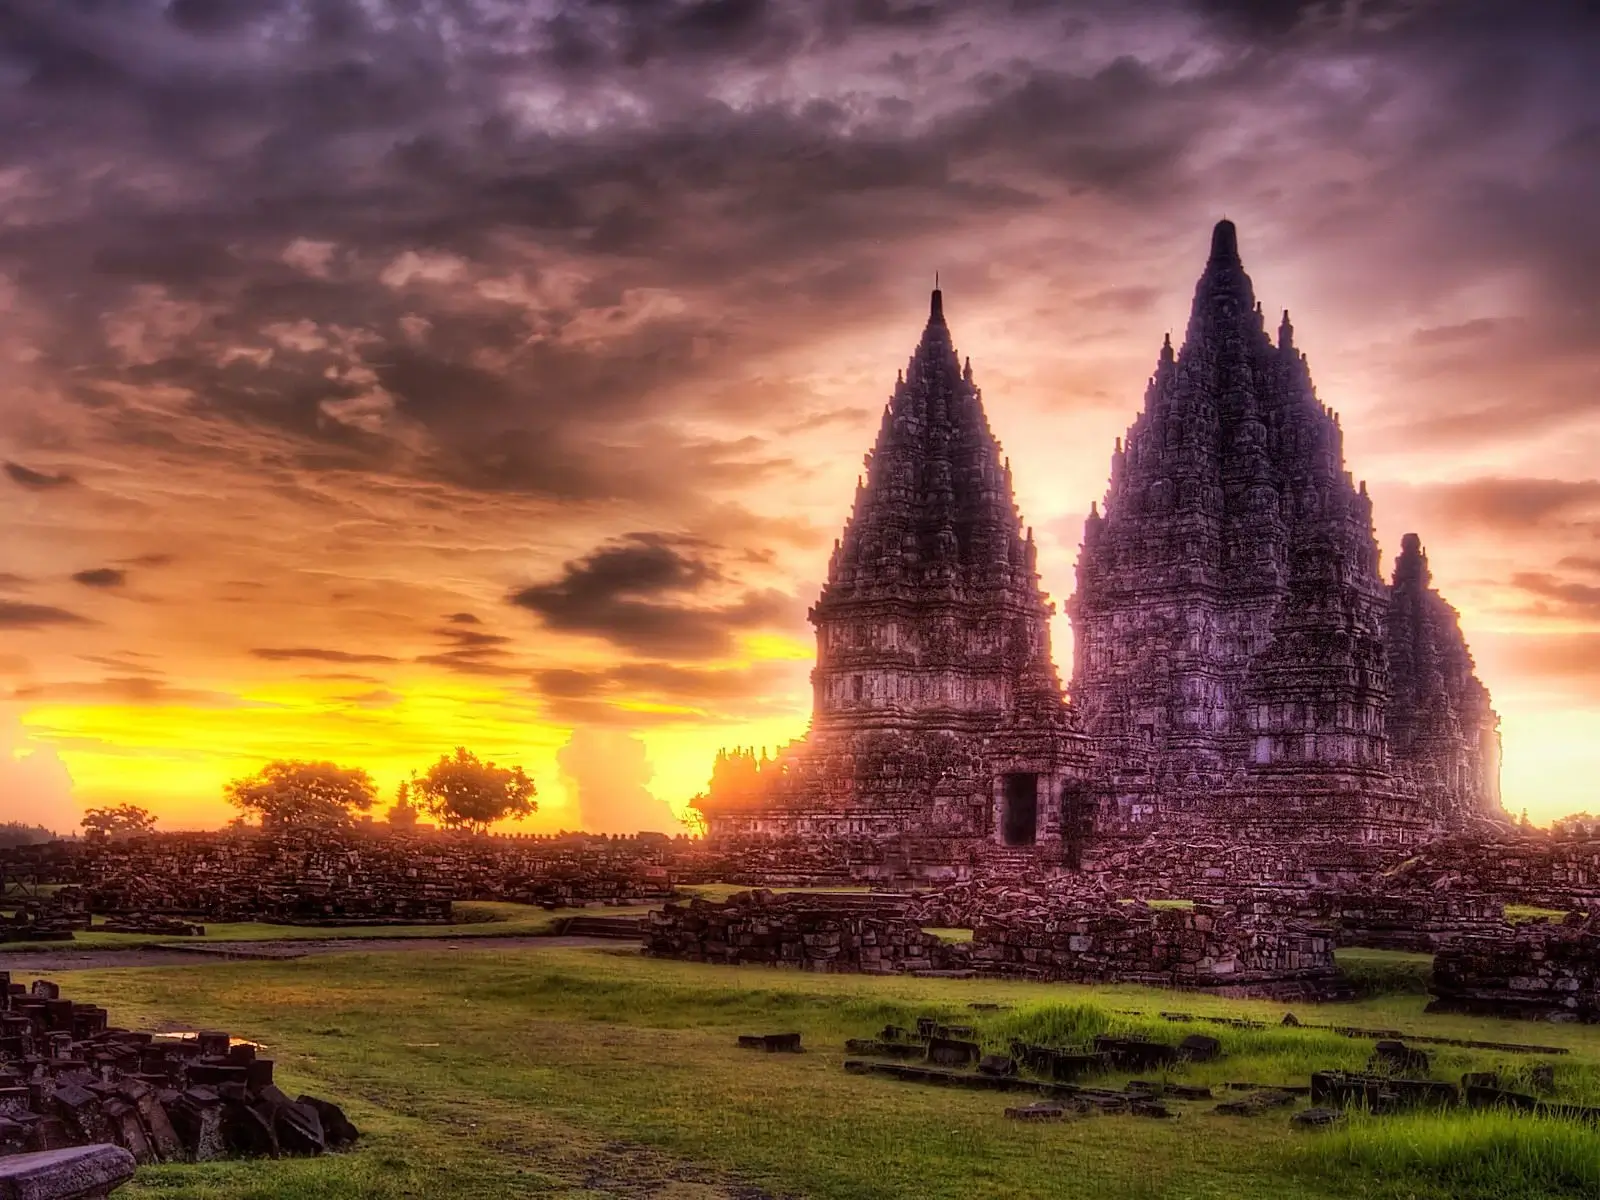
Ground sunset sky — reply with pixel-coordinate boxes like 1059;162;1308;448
0;0;1596;833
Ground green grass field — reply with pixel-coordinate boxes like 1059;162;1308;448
20;941;1600;1199
0;901;650;952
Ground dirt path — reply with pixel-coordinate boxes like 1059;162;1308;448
0;935;628;973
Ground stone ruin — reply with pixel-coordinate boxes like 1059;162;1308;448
1430;912;1600;1023
0;972;357;1165
646;892;949;975
646;890;1345;998
693;219;1501;868
960;901;1343;1000
839;1009;1594;1130
0;828;697;937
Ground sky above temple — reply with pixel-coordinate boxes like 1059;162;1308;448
1;0;1597;832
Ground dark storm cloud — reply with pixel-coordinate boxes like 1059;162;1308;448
0;0;1277;506
534;659;804;725
71;567;126;588
4;462;76;490
0;601;90;628
414;623;523;677
1512;572;1600;620
511;533;795;656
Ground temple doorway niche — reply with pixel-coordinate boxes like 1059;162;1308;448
1060;781;1091;870
1001;773;1038;846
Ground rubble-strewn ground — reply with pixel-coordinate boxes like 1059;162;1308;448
16;941;1600;1200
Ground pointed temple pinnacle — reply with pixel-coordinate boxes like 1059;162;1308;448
1279;309;1294;348
1209;218;1240;264
930;284;945;324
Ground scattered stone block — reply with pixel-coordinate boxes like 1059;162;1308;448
926;1037;980;1069
1004;1103;1068;1121
1214;1090;1296;1116
1292;1107;1346;1129
1371;1040;1430;1074
1093;1036;1176;1071
1178;1035;1221;1063
0;1145;136;1199
1310;1071;1458;1112
736;1034;802;1053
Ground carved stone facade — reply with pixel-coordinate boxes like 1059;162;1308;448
699;290;1089;854
696;221;1502;860
1385;533;1503;820
1069;220;1500;842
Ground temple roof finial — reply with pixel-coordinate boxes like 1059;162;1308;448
1279;309;1294;349
930;277;944;323
1209;218;1240;264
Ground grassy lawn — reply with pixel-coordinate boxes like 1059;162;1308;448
1506;904;1572;924
20;945;1600;1199
0;901;653;953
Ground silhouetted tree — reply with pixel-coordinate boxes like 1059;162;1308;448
81;803;157;841
412;748;535;834
386;779;420;829
224;760;377;830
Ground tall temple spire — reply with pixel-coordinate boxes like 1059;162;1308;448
1183;219;1261;348
1209;217;1240;264
929;285;945;325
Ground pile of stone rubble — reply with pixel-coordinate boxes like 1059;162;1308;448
0;972;357;1163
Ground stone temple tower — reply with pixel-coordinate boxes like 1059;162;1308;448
1070;220;1500;841
1385;533;1503;820
697;289;1088;853
811;286;1065;735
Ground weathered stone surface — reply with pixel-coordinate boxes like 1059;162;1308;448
1431;914;1600;1022
691;287;1086;852
691;219;1501;868
1213;1090;1296;1117
0;974;355;1165
0;1145;135;1200
1071;220;1499;842
647;891;1342;995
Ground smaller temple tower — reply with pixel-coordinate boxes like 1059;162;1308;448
1384;533;1502;819
695;289;1088;858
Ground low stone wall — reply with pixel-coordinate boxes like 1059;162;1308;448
1430;914;1600;1022
645;892;948;974
1230;887;1509;951
965;901;1342;996
647;892;1342;997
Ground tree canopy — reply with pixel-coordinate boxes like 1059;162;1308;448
411;747;536;834
224;759;378;829
386;779;420;829
81;803;157;840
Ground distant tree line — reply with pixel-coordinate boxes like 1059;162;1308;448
0;821;59;849
224;748;536;835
